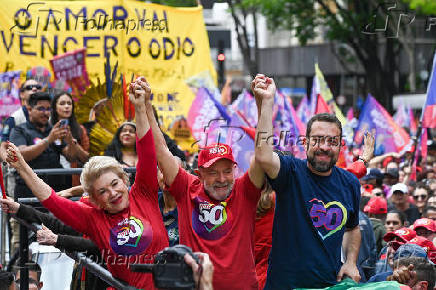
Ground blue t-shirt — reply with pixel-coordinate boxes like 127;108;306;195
264;155;360;289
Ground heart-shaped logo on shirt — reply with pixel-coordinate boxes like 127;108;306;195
309;199;348;240
192;198;232;240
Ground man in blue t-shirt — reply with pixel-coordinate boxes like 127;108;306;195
252;74;362;289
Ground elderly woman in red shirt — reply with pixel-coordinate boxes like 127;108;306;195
1;77;168;289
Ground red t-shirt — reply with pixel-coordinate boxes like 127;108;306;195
169;168;261;290
42;130;168;289
254;194;275;290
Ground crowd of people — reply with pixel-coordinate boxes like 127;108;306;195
0;74;435;290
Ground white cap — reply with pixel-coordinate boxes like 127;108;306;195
391;183;408;194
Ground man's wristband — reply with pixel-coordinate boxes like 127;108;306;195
42;138;49;146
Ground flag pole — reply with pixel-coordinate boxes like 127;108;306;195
409;122;422;167
0;165;7;199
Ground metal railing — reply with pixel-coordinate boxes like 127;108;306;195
1;167;137;290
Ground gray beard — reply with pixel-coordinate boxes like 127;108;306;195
203;180;235;201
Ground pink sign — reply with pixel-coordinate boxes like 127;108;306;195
50;48;90;95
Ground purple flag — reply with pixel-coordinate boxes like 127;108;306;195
354;95;410;154
187;88;229;148
231;90;258;127
272;92;306;158
422;52;436;128
296;95;311;124
225;107;255;177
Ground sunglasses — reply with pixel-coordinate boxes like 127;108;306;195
413;194;428;200
23;84;42;91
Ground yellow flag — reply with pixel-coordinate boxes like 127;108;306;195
315;63;346;125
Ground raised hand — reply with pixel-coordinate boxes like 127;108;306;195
251;74;276;102
361;130;375;164
3;142;25;170
129;77;152;106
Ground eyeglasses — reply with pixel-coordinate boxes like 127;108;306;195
23;84;42;91
413;194;428;201
308;135;341;147
35;107;52;113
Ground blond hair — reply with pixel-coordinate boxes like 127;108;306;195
80;156;129;197
256;182;275;217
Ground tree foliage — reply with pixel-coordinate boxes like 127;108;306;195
244;0;423;112
150;0;198;7
224;0;260;76
406;0;436;14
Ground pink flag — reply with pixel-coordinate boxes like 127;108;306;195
421;128;428;162
393;102;409;128
50;48;90;96
346;107;354;121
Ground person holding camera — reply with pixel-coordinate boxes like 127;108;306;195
136;78;265;290
184;252;214;290
0;78;169;289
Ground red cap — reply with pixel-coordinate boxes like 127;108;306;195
198;143;236;168
384;227;417;243
408;236;436;253
429;251;436;264
364;197;387;214
413;218;436;233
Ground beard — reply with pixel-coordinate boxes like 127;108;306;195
204;180;235;201
307;149;337;173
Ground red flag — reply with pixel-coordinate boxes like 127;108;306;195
241;127;256;140
336;145;347;168
315;94;332;114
